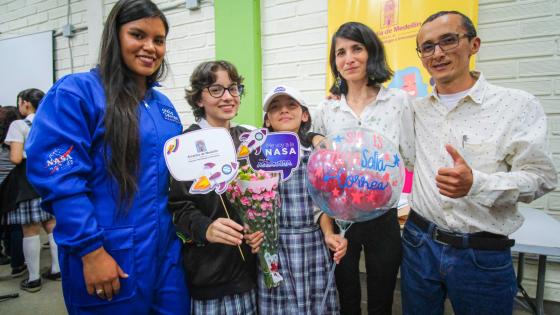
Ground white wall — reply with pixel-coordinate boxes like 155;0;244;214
261;0;328;108
0;0;90;92
476;0;560;301
153;0;216;125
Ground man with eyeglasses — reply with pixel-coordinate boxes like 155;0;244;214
401;11;557;315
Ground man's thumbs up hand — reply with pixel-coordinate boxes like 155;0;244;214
436;144;473;198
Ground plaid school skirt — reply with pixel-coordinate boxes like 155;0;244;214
258;227;340;315
6;198;53;225
191;289;257;315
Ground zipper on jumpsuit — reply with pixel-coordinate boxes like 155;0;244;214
141;98;163;265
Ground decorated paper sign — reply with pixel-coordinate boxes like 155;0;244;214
246;131;300;181
164;127;239;195
237;128;268;158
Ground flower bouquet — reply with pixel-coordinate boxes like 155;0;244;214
226;165;283;288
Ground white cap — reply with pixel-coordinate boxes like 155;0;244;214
262;85;306;112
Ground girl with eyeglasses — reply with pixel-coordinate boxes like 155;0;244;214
169;60;258;315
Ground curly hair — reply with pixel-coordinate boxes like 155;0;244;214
185;60;244;121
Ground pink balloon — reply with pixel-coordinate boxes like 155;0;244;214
306;127;404;222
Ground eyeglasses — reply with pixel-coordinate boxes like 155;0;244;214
416;33;470;58
205;84;244;98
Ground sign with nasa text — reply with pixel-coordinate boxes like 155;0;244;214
164;128;239;195
248;132;300;181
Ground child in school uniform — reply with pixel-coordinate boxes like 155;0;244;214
246;85;347;314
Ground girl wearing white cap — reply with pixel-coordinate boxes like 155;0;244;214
246;85;347;314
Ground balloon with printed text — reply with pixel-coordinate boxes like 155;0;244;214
306;128;404;222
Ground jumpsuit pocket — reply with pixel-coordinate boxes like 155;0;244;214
67;226;137;307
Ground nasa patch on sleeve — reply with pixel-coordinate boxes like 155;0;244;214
158;103;181;125
45;144;77;175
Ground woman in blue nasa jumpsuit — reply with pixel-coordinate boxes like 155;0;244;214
25;0;189;314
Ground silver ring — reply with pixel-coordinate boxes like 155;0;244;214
96;289;104;295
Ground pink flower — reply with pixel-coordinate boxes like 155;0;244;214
263;190;276;200
252;193;264;201
247;209;256;220
261;201;272;211
240;197;251;206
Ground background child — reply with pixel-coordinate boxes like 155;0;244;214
246;85;347;314
5;88;59;292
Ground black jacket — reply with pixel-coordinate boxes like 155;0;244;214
168;124;256;300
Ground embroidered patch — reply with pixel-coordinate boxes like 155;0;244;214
158;103;181;124
45;145;77;175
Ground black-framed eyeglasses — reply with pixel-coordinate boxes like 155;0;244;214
205;84;244;98
416;33;470;58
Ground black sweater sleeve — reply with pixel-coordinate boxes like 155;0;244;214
168;124;250;244
168;179;213;244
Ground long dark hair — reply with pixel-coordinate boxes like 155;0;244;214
185;60;244;121
18;88;45;110
99;0;169;205
0;106;19;147
329;22;393;95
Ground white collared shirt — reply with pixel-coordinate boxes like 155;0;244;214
5;113;36;159
195;118;212;129
312;86;415;171
410;71;557;235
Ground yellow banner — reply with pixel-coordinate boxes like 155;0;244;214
327;0;478;96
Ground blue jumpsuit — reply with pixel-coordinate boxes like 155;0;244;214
25;69;190;314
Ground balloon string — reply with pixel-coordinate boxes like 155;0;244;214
318;220;353;314
219;195;246;262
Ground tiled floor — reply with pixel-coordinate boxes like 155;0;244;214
1;234;558;314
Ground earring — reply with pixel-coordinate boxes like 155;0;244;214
335;74;342;89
